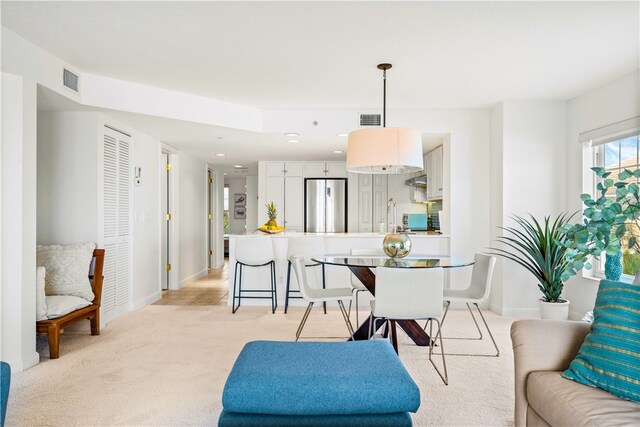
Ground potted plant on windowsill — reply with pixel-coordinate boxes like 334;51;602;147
490;213;588;320
563;166;640;281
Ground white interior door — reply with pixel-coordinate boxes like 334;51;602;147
161;152;169;290
102;125;131;323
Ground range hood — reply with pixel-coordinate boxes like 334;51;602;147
405;174;428;189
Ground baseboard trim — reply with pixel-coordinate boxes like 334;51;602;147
179;269;208;287
7;351;40;372
499;307;540;319
132;291;162;311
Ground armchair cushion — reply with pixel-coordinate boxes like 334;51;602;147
36;242;96;302
562;280;640;402
528;371;640;427
36;266;47;321
45;295;92;319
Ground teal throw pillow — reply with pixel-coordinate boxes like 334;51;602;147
562;280;640;402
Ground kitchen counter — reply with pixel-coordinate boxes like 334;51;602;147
227;232;450;308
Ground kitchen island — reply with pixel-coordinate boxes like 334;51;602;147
227;232;450;308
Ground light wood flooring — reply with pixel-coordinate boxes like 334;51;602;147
154;261;229;306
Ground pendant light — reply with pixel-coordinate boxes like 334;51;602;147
346;63;423;174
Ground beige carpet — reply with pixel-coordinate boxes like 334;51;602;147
7;306;515;426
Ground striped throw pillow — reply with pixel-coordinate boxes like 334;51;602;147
562;280;640;402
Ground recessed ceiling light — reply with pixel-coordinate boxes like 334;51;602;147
333;150;344;154
288;139;299;143
234;165;243;168
285;133;299;137
337;133;348;137
216;153;226;157
223;172;227;175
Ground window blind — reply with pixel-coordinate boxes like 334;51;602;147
579;116;640;146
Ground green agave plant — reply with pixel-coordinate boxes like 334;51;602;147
490;213;588;303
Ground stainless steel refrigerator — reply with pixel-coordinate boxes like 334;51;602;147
304;178;348;233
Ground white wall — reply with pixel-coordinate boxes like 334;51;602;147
225;177;247;234
245;175;259;232
131;132;162;309
496;101;567;317
177;151;208;286
489;104;504;312
36;111;163;314
564;69;640;319
37;112;101;245
1;73;39;371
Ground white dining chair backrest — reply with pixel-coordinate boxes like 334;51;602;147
235;236;275;265
374;267;444;319
287;237;325;264
350;248;385;287
465;254;496;302
290;254;315;301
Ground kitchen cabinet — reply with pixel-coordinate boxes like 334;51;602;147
261;161;303;231
304;161;347;178
425;146;443;200
358;174;388;232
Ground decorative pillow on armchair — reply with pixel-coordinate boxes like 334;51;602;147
562;280;640;402
36;242;96;302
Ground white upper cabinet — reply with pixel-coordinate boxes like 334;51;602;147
425;146;443;200
261;161;304;229
304;161;347;177
304;161;328;177
326;162;347;177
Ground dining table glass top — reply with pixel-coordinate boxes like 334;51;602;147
311;255;474;269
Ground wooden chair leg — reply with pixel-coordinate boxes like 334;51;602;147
90;310;100;336
47;325;60;359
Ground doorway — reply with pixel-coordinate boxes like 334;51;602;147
207;168;214;268
161;151;171;290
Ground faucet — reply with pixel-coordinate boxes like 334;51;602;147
387;198;397;233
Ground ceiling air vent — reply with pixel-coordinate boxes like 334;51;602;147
63;68;79;92
359;113;381;127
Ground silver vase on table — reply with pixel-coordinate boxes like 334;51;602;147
383;232;412;258
383;197;412;258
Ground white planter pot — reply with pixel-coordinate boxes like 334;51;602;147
539;299;570;320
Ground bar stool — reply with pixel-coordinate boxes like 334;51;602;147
284;237;326;314
232;236;277;314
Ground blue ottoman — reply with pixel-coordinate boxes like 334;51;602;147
220;340;420;426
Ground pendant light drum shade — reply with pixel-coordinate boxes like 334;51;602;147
346;127;423;174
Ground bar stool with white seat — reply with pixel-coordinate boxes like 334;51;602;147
435;253;499;357
290;254;354;341
348;248;384;325
232;236;277;314
284;236;327;314
370;266;448;385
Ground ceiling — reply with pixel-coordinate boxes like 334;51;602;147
3;1;639;110
8;1;640;173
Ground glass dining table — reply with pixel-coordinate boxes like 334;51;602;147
311;255;474;353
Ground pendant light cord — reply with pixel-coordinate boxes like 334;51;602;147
382;68;387;128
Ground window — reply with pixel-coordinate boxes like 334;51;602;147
223;186;229;235
594;134;640;277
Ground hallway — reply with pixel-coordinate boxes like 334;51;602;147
154;262;229;306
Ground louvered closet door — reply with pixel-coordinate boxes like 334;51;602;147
102;126;131;323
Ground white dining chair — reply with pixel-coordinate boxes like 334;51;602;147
348;248;384;325
433;253;499;357
290;254;354;341
232;236;277;314
284;237;327;314
369;266;448;385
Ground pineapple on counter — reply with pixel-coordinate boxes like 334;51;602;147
259;202;285;233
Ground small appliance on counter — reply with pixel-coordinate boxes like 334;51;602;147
401;213;428;231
